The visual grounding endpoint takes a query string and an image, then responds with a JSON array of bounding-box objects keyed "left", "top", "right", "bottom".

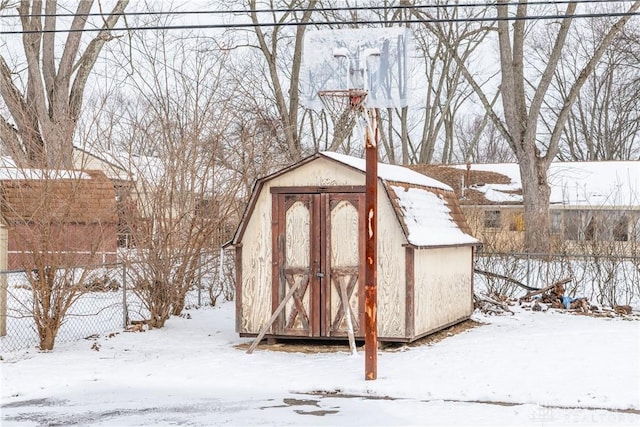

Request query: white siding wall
[
  {"left": 376, "top": 191, "right": 407, "bottom": 339},
  {"left": 238, "top": 186, "right": 272, "bottom": 333},
  {"left": 414, "top": 246, "right": 473, "bottom": 335},
  {"left": 72, "top": 151, "right": 130, "bottom": 181}
]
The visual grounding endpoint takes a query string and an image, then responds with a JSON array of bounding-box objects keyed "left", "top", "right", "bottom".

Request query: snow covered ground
[{"left": 1, "top": 302, "right": 639, "bottom": 426}]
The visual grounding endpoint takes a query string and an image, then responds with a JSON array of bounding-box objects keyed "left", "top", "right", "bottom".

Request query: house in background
[
  {"left": 72, "top": 147, "right": 138, "bottom": 247},
  {"left": 73, "top": 147, "right": 237, "bottom": 249},
  {"left": 231, "top": 152, "right": 479, "bottom": 344},
  {"left": 73, "top": 146, "right": 132, "bottom": 188},
  {"left": 0, "top": 160, "right": 118, "bottom": 270},
  {"left": 412, "top": 161, "right": 640, "bottom": 254},
  {"left": 73, "top": 147, "right": 183, "bottom": 249}
]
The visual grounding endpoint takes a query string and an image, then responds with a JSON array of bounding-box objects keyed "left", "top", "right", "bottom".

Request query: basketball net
[{"left": 317, "top": 89, "right": 376, "bottom": 147}]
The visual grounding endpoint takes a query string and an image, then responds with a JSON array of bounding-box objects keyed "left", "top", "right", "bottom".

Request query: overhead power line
[
  {"left": 1, "top": 10, "right": 639, "bottom": 35},
  {"left": 0, "top": 0, "right": 637, "bottom": 19}
]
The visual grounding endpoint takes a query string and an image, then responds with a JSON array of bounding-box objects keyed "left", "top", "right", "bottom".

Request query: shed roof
[
  {"left": 233, "top": 152, "right": 478, "bottom": 248},
  {"left": 322, "top": 152, "right": 453, "bottom": 191},
  {"left": 412, "top": 161, "right": 640, "bottom": 208}
]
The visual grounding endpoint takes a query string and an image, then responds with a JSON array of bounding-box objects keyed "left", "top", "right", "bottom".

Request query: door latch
[{"left": 316, "top": 272, "right": 325, "bottom": 278}]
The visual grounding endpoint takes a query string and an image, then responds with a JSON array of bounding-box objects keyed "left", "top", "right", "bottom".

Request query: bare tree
[
  {"left": 409, "top": 1, "right": 494, "bottom": 165},
  {"left": 414, "top": 0, "right": 640, "bottom": 252},
  {"left": 552, "top": 20, "right": 640, "bottom": 161},
  {"left": 455, "top": 114, "right": 515, "bottom": 163},
  {"left": 1, "top": 168, "right": 117, "bottom": 350},
  {"left": 493, "top": 0, "right": 639, "bottom": 252},
  {"left": 105, "top": 25, "right": 245, "bottom": 328},
  {"left": 238, "top": 0, "right": 318, "bottom": 162},
  {"left": 223, "top": 48, "right": 303, "bottom": 173},
  {"left": 0, "top": 0, "right": 128, "bottom": 168}
]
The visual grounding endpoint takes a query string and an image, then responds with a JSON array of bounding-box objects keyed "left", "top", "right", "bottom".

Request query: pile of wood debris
[
  {"left": 474, "top": 270, "right": 636, "bottom": 318},
  {"left": 473, "top": 293, "right": 514, "bottom": 316}
]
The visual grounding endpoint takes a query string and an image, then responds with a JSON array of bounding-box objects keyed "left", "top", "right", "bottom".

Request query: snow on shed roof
[
  {"left": 451, "top": 161, "right": 640, "bottom": 207},
  {"left": 320, "top": 152, "right": 478, "bottom": 247},
  {"left": 232, "top": 152, "right": 479, "bottom": 248},
  {"left": 321, "top": 151, "right": 452, "bottom": 191},
  {"left": 388, "top": 184, "right": 480, "bottom": 247}
]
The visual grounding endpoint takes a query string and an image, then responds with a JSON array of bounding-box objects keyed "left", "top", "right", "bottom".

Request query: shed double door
[{"left": 272, "top": 188, "right": 365, "bottom": 338}]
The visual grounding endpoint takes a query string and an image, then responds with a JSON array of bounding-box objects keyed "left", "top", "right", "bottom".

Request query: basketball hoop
[
  {"left": 317, "top": 89, "right": 368, "bottom": 142},
  {"left": 303, "top": 28, "right": 412, "bottom": 382},
  {"left": 318, "top": 89, "right": 367, "bottom": 118}
]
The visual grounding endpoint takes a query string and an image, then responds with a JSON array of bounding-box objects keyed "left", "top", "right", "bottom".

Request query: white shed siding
[
  {"left": 329, "top": 200, "right": 360, "bottom": 327},
  {"left": 283, "top": 201, "right": 311, "bottom": 329},
  {"left": 377, "top": 189, "right": 407, "bottom": 338},
  {"left": 269, "top": 158, "right": 364, "bottom": 187},
  {"left": 239, "top": 186, "right": 273, "bottom": 333},
  {"left": 413, "top": 246, "right": 473, "bottom": 335}
]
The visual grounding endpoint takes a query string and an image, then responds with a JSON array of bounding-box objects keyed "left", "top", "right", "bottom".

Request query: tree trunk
[
  {"left": 518, "top": 156, "right": 552, "bottom": 253},
  {"left": 171, "top": 285, "right": 189, "bottom": 316},
  {"left": 39, "top": 327, "right": 57, "bottom": 351},
  {"left": 36, "top": 317, "right": 61, "bottom": 351},
  {"left": 148, "top": 314, "right": 168, "bottom": 329},
  {"left": 0, "top": 0, "right": 129, "bottom": 168}
]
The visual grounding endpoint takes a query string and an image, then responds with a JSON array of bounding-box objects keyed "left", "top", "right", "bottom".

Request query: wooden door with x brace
[{"left": 271, "top": 187, "right": 365, "bottom": 338}]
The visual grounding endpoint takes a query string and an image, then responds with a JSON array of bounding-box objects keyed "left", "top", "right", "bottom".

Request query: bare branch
[
  {"left": 69, "top": 0, "right": 129, "bottom": 120},
  {"left": 545, "top": 0, "right": 640, "bottom": 163}
]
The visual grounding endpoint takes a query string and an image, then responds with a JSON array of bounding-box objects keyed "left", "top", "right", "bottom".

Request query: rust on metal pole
[{"left": 364, "top": 108, "right": 378, "bottom": 381}]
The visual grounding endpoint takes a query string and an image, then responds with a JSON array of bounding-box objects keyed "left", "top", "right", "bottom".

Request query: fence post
[
  {"left": 0, "top": 223, "right": 7, "bottom": 337},
  {"left": 546, "top": 255, "right": 550, "bottom": 285},
  {"left": 197, "top": 251, "right": 203, "bottom": 307},
  {"left": 0, "top": 271, "right": 6, "bottom": 337},
  {"left": 218, "top": 247, "right": 225, "bottom": 300},
  {"left": 122, "top": 263, "right": 128, "bottom": 328}
]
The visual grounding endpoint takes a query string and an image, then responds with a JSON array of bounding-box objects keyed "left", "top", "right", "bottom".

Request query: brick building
[{"left": 0, "top": 166, "right": 117, "bottom": 270}]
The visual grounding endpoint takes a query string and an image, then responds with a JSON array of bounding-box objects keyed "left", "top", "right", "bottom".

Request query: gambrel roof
[{"left": 233, "top": 152, "right": 479, "bottom": 248}]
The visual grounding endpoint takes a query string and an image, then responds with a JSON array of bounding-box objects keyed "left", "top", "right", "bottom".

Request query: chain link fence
[
  {"left": 475, "top": 251, "right": 640, "bottom": 307},
  {"left": 5, "top": 248, "right": 638, "bottom": 352},
  {"left": 0, "top": 250, "right": 235, "bottom": 352}
]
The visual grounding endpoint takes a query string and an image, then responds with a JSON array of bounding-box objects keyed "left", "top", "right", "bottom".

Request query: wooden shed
[{"left": 231, "top": 152, "right": 480, "bottom": 343}]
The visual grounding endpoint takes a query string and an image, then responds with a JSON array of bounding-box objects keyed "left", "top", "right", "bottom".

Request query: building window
[
  {"left": 551, "top": 211, "right": 562, "bottom": 235},
  {"left": 584, "top": 215, "right": 597, "bottom": 241},
  {"left": 563, "top": 211, "right": 578, "bottom": 240},
  {"left": 632, "top": 217, "right": 640, "bottom": 242},
  {"left": 564, "top": 210, "right": 588, "bottom": 241},
  {"left": 613, "top": 214, "right": 629, "bottom": 242},
  {"left": 509, "top": 212, "right": 525, "bottom": 231},
  {"left": 484, "top": 210, "right": 501, "bottom": 229},
  {"left": 563, "top": 210, "right": 633, "bottom": 242}
]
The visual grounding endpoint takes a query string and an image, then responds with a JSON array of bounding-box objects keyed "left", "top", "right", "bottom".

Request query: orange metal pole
[{"left": 364, "top": 108, "right": 378, "bottom": 381}]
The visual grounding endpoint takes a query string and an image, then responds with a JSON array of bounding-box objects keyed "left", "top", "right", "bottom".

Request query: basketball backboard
[{"left": 301, "top": 27, "right": 412, "bottom": 110}]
